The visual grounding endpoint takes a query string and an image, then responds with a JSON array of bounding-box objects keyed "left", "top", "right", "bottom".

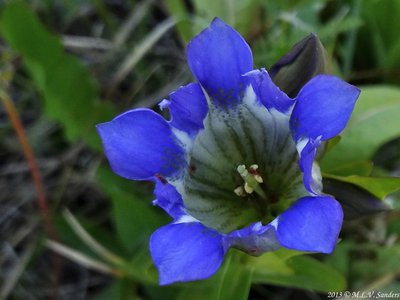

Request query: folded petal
[
  {"left": 187, "top": 17, "right": 253, "bottom": 107},
  {"left": 246, "top": 68, "right": 294, "bottom": 113},
  {"left": 276, "top": 196, "right": 343, "bottom": 254},
  {"left": 150, "top": 222, "right": 225, "bottom": 285},
  {"left": 97, "top": 109, "right": 186, "bottom": 180},
  {"left": 297, "top": 138, "right": 323, "bottom": 194},
  {"left": 224, "top": 222, "right": 281, "bottom": 256},
  {"left": 153, "top": 179, "right": 185, "bottom": 220},
  {"left": 290, "top": 75, "right": 360, "bottom": 142},
  {"left": 160, "top": 83, "right": 208, "bottom": 136}
]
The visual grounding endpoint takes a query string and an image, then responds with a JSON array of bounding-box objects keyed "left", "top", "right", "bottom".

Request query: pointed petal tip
[
  {"left": 186, "top": 17, "right": 253, "bottom": 107},
  {"left": 210, "top": 16, "right": 226, "bottom": 26}
]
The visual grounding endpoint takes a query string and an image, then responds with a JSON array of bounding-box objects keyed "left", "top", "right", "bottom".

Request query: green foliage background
[{"left": 0, "top": 0, "right": 400, "bottom": 299}]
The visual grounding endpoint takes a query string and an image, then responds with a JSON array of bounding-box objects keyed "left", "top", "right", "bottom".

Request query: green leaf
[
  {"left": 251, "top": 253, "right": 346, "bottom": 292},
  {"left": 92, "top": 279, "right": 138, "bottom": 300},
  {"left": 0, "top": 3, "right": 116, "bottom": 150},
  {"left": 177, "top": 251, "right": 253, "bottom": 300},
  {"left": 216, "top": 252, "right": 253, "bottom": 300},
  {"left": 164, "top": 0, "right": 193, "bottom": 43},
  {"left": 357, "top": 0, "right": 400, "bottom": 69},
  {"left": 142, "top": 284, "right": 180, "bottom": 300},
  {"left": 247, "top": 251, "right": 295, "bottom": 277},
  {"left": 348, "top": 244, "right": 400, "bottom": 288},
  {"left": 126, "top": 247, "right": 159, "bottom": 284},
  {"left": 96, "top": 165, "right": 168, "bottom": 253},
  {"left": 193, "top": 0, "right": 261, "bottom": 34},
  {"left": 323, "top": 161, "right": 373, "bottom": 177},
  {"left": 324, "top": 174, "right": 400, "bottom": 200},
  {"left": 166, "top": 0, "right": 262, "bottom": 44},
  {"left": 322, "top": 86, "right": 400, "bottom": 173},
  {"left": 324, "top": 241, "right": 353, "bottom": 278}
]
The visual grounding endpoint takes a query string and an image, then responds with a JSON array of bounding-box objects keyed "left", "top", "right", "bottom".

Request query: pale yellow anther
[
  {"left": 237, "top": 165, "right": 248, "bottom": 177},
  {"left": 244, "top": 183, "right": 254, "bottom": 194},
  {"left": 250, "top": 164, "right": 259, "bottom": 170},
  {"left": 234, "top": 186, "right": 245, "bottom": 197},
  {"left": 255, "top": 175, "right": 263, "bottom": 183}
]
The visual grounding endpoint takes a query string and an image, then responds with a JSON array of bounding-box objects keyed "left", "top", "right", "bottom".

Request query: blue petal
[
  {"left": 153, "top": 179, "right": 185, "bottom": 219},
  {"left": 97, "top": 109, "right": 186, "bottom": 180},
  {"left": 187, "top": 17, "right": 253, "bottom": 107},
  {"left": 150, "top": 222, "right": 225, "bottom": 285},
  {"left": 160, "top": 83, "right": 208, "bottom": 136},
  {"left": 297, "top": 138, "right": 322, "bottom": 194},
  {"left": 224, "top": 222, "right": 280, "bottom": 256},
  {"left": 290, "top": 75, "right": 360, "bottom": 142},
  {"left": 276, "top": 196, "right": 343, "bottom": 254},
  {"left": 246, "top": 68, "right": 294, "bottom": 113}
]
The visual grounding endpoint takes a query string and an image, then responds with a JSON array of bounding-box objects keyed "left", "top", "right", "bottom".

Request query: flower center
[
  {"left": 235, "top": 164, "right": 265, "bottom": 197},
  {"left": 178, "top": 88, "right": 310, "bottom": 233}
]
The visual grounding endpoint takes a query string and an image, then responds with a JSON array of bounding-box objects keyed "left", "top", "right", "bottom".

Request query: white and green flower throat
[{"left": 174, "top": 87, "right": 312, "bottom": 233}]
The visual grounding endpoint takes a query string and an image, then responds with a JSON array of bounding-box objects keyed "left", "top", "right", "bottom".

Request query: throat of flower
[{"left": 181, "top": 97, "right": 309, "bottom": 233}]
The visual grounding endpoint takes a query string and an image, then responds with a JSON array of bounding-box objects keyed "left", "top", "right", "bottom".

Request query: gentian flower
[{"left": 97, "top": 18, "right": 360, "bottom": 285}]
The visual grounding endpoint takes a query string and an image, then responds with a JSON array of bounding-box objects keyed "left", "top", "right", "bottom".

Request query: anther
[
  {"left": 234, "top": 186, "right": 246, "bottom": 197},
  {"left": 244, "top": 183, "right": 254, "bottom": 194}
]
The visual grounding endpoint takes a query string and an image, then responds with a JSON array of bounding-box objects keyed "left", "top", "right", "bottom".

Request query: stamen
[
  {"left": 255, "top": 175, "right": 263, "bottom": 183},
  {"left": 234, "top": 186, "right": 246, "bottom": 197},
  {"left": 244, "top": 183, "right": 254, "bottom": 194},
  {"left": 237, "top": 165, "right": 248, "bottom": 177},
  {"left": 235, "top": 164, "right": 267, "bottom": 199}
]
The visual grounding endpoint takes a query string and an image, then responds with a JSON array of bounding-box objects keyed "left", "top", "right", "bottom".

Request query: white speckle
[
  {"left": 252, "top": 222, "right": 263, "bottom": 231},
  {"left": 311, "top": 161, "right": 323, "bottom": 194},
  {"left": 176, "top": 214, "right": 199, "bottom": 224},
  {"left": 296, "top": 137, "right": 309, "bottom": 154},
  {"left": 172, "top": 127, "right": 193, "bottom": 152},
  {"left": 270, "top": 218, "right": 278, "bottom": 229},
  {"left": 242, "top": 85, "right": 258, "bottom": 106},
  {"left": 159, "top": 99, "right": 170, "bottom": 110}
]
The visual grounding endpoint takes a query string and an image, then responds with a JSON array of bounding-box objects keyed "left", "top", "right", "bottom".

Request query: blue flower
[{"left": 97, "top": 18, "right": 360, "bottom": 285}]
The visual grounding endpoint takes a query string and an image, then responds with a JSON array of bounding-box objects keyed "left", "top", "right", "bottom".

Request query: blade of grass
[
  {"left": 109, "top": 17, "right": 176, "bottom": 91},
  {"left": 45, "top": 240, "right": 121, "bottom": 276},
  {"left": 0, "top": 242, "right": 36, "bottom": 299},
  {"left": 62, "top": 209, "right": 124, "bottom": 266},
  {"left": 113, "top": 0, "right": 156, "bottom": 48},
  {"left": 342, "top": 0, "right": 362, "bottom": 77},
  {"left": 62, "top": 35, "right": 113, "bottom": 51}
]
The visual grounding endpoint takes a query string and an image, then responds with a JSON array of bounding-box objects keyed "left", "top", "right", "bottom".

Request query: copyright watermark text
[{"left": 327, "top": 291, "right": 400, "bottom": 299}]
